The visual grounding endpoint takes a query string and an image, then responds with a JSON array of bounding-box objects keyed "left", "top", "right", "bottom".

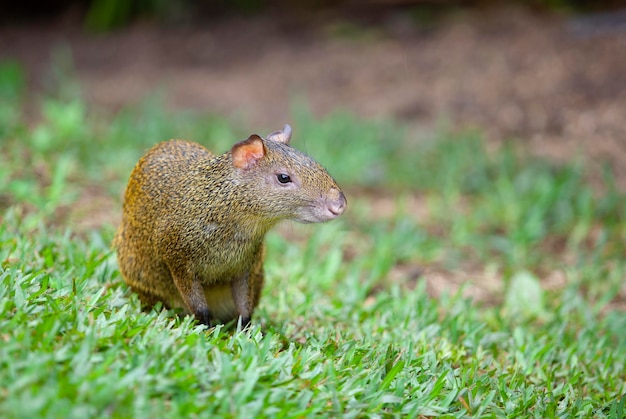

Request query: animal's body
[{"left": 114, "top": 125, "right": 346, "bottom": 326}]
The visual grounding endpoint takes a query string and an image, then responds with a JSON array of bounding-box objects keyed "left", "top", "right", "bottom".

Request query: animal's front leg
[
  {"left": 170, "top": 267, "right": 212, "bottom": 326},
  {"left": 231, "top": 272, "right": 253, "bottom": 328}
]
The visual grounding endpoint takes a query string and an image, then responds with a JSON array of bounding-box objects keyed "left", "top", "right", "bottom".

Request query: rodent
[{"left": 114, "top": 124, "right": 346, "bottom": 327}]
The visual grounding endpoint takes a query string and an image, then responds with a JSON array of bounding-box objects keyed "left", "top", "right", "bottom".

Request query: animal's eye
[{"left": 277, "top": 173, "right": 292, "bottom": 184}]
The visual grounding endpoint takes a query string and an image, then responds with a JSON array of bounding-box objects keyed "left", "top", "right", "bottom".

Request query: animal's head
[{"left": 230, "top": 124, "right": 346, "bottom": 223}]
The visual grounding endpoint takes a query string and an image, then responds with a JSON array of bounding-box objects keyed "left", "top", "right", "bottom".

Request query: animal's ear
[
  {"left": 266, "top": 124, "right": 292, "bottom": 145},
  {"left": 232, "top": 134, "right": 266, "bottom": 169}
]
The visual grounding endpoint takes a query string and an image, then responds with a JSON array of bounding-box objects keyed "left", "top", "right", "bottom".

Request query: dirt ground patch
[{"left": 2, "top": 6, "right": 626, "bottom": 188}]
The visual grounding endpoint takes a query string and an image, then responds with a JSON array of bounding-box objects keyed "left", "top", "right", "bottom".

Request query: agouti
[{"left": 114, "top": 124, "right": 346, "bottom": 327}]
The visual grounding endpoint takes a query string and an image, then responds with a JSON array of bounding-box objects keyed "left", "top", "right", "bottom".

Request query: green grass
[{"left": 1, "top": 60, "right": 625, "bottom": 418}]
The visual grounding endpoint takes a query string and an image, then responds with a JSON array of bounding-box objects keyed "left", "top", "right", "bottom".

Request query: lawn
[{"left": 1, "top": 60, "right": 625, "bottom": 418}]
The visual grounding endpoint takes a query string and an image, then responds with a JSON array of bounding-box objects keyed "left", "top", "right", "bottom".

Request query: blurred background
[
  {"left": 2, "top": 0, "right": 626, "bottom": 188},
  {"left": 1, "top": 0, "right": 625, "bottom": 308}
]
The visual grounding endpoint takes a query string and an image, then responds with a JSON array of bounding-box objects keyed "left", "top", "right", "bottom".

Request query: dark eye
[{"left": 277, "top": 173, "right": 292, "bottom": 184}]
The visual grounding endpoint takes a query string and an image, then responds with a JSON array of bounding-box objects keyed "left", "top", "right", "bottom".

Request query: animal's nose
[{"left": 328, "top": 191, "right": 347, "bottom": 216}]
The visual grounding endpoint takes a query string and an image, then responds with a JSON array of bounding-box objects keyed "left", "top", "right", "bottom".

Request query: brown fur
[{"left": 114, "top": 126, "right": 346, "bottom": 326}]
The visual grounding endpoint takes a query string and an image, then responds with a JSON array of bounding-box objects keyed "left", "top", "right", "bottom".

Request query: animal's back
[{"left": 115, "top": 140, "right": 215, "bottom": 310}]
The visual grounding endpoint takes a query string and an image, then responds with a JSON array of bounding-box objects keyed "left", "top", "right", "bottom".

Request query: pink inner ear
[{"left": 232, "top": 135, "right": 265, "bottom": 169}]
